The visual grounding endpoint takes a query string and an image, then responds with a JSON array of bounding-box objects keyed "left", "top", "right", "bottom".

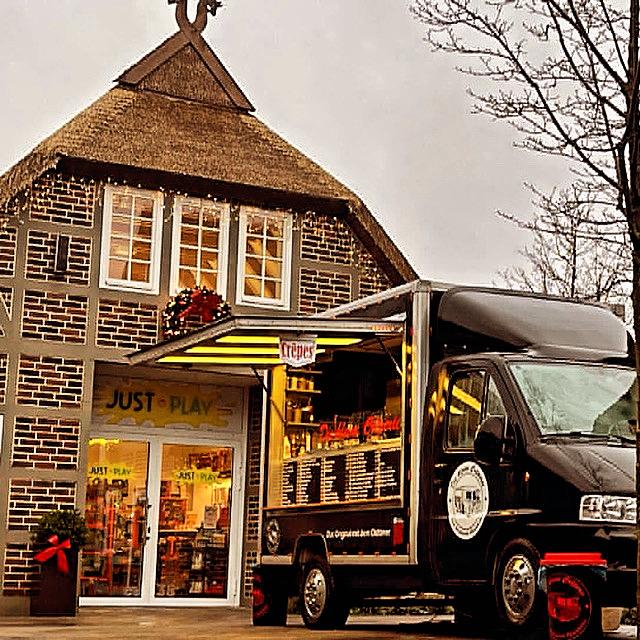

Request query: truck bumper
[{"left": 600, "top": 527, "right": 636, "bottom": 607}]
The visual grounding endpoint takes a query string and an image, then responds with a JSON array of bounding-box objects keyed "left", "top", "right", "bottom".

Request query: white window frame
[
  {"left": 235, "top": 206, "right": 292, "bottom": 309},
  {"left": 99, "top": 186, "right": 164, "bottom": 294},
  {"left": 170, "top": 196, "right": 231, "bottom": 296}
]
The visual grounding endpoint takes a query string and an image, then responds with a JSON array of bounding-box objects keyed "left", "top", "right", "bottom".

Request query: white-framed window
[
  {"left": 99, "top": 186, "right": 163, "bottom": 293},
  {"left": 170, "top": 196, "right": 230, "bottom": 294},
  {"left": 236, "top": 206, "right": 292, "bottom": 308}
]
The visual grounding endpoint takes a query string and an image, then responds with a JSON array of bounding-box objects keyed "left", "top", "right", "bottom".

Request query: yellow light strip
[
  {"left": 317, "top": 337, "right": 362, "bottom": 346},
  {"left": 452, "top": 385, "right": 481, "bottom": 413},
  {"left": 158, "top": 356, "right": 284, "bottom": 365},
  {"left": 186, "top": 346, "right": 281, "bottom": 355},
  {"left": 216, "top": 336, "right": 278, "bottom": 344},
  {"left": 185, "top": 346, "right": 326, "bottom": 355},
  {"left": 214, "top": 335, "right": 362, "bottom": 346}
]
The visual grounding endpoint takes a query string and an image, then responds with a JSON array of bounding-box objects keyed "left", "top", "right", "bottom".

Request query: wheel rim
[
  {"left": 501, "top": 553, "right": 536, "bottom": 623},
  {"left": 303, "top": 567, "right": 327, "bottom": 621}
]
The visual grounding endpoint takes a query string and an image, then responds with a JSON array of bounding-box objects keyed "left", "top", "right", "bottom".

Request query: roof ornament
[{"left": 168, "top": 0, "right": 223, "bottom": 33}]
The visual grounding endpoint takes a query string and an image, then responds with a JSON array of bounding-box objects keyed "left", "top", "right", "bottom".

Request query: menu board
[
  {"left": 346, "top": 450, "right": 376, "bottom": 501},
  {"left": 281, "top": 444, "right": 401, "bottom": 507},
  {"left": 321, "top": 455, "right": 346, "bottom": 503},
  {"left": 282, "top": 460, "right": 297, "bottom": 506},
  {"left": 378, "top": 448, "right": 401, "bottom": 497},
  {"left": 297, "top": 458, "right": 321, "bottom": 505}
]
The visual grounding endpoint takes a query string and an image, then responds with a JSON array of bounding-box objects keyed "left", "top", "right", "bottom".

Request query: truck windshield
[{"left": 509, "top": 362, "right": 637, "bottom": 438}]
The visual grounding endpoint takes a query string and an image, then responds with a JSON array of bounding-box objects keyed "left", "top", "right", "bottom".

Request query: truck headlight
[{"left": 579, "top": 495, "right": 636, "bottom": 523}]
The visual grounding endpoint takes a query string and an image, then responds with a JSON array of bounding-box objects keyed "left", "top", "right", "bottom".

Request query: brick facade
[
  {"left": 21, "top": 291, "right": 88, "bottom": 343},
  {"left": 0, "top": 166, "right": 400, "bottom": 607},
  {"left": 2, "top": 544, "right": 38, "bottom": 597},
  {"left": 298, "top": 213, "right": 389, "bottom": 312},
  {"left": 25, "top": 230, "right": 91, "bottom": 285},
  {"left": 0, "top": 227, "right": 17, "bottom": 277},
  {"left": 358, "top": 247, "right": 391, "bottom": 298},
  {"left": 299, "top": 268, "right": 351, "bottom": 314},
  {"left": 12, "top": 417, "right": 81, "bottom": 471},
  {"left": 8, "top": 479, "right": 76, "bottom": 531},
  {"left": 30, "top": 173, "right": 96, "bottom": 228},
  {"left": 16, "top": 355, "right": 84, "bottom": 408},
  {"left": 0, "top": 353, "right": 7, "bottom": 405},
  {"left": 301, "top": 215, "right": 353, "bottom": 265},
  {"left": 96, "top": 299, "right": 159, "bottom": 349},
  {"left": 241, "top": 386, "right": 263, "bottom": 605}
]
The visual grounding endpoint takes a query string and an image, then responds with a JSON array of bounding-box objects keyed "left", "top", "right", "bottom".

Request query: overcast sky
[{"left": 0, "top": 0, "right": 570, "bottom": 285}]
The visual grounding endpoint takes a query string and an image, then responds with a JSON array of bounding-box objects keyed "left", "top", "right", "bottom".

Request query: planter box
[{"left": 30, "top": 549, "right": 79, "bottom": 616}]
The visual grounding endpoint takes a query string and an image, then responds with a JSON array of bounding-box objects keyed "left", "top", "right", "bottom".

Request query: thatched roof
[{"left": 0, "top": 26, "right": 416, "bottom": 284}]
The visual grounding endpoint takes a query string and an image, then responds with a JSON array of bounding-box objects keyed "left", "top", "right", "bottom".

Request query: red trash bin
[{"left": 539, "top": 552, "right": 607, "bottom": 640}]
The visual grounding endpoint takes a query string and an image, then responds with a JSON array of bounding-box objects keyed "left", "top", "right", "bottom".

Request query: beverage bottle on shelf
[{"left": 301, "top": 401, "right": 313, "bottom": 423}]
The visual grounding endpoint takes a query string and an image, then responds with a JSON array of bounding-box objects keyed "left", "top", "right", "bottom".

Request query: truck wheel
[
  {"left": 300, "top": 558, "right": 348, "bottom": 629},
  {"left": 494, "top": 538, "right": 543, "bottom": 633},
  {"left": 252, "top": 568, "right": 288, "bottom": 626}
]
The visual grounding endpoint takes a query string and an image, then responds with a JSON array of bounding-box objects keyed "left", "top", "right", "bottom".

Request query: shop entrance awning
[{"left": 128, "top": 315, "right": 405, "bottom": 368}]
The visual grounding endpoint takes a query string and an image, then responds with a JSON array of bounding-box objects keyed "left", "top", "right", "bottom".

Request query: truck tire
[
  {"left": 494, "top": 538, "right": 544, "bottom": 635},
  {"left": 300, "top": 557, "right": 349, "bottom": 629},
  {"left": 252, "top": 567, "right": 288, "bottom": 626}
]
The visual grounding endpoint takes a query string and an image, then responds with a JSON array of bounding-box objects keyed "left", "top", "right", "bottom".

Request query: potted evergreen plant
[{"left": 30, "top": 508, "right": 88, "bottom": 616}]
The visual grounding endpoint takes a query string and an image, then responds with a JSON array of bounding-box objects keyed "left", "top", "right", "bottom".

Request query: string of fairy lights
[{"left": 0, "top": 170, "right": 390, "bottom": 293}]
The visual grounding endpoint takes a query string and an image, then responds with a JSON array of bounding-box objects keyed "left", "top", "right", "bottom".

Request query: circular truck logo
[{"left": 447, "top": 461, "right": 489, "bottom": 540}]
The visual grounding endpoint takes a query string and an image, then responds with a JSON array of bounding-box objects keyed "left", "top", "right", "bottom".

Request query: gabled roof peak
[{"left": 117, "top": 25, "right": 254, "bottom": 112}]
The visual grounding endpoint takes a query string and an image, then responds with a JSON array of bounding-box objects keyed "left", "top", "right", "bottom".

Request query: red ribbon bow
[
  {"left": 178, "top": 289, "right": 223, "bottom": 323},
  {"left": 34, "top": 535, "right": 71, "bottom": 574}
]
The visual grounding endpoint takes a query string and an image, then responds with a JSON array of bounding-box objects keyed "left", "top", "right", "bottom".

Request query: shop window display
[
  {"left": 155, "top": 444, "right": 233, "bottom": 598},
  {"left": 267, "top": 343, "right": 404, "bottom": 508},
  {"left": 81, "top": 439, "right": 150, "bottom": 597}
]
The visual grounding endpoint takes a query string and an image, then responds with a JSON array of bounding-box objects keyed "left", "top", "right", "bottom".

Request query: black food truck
[{"left": 129, "top": 280, "right": 637, "bottom": 636}]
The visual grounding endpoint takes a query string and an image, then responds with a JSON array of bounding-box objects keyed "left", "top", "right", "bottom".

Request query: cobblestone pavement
[{"left": 0, "top": 609, "right": 635, "bottom": 640}]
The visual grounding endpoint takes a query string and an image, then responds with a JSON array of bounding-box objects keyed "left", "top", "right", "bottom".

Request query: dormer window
[
  {"left": 236, "top": 206, "right": 292, "bottom": 309},
  {"left": 171, "top": 196, "right": 230, "bottom": 294},
  {"left": 99, "top": 186, "right": 163, "bottom": 293}
]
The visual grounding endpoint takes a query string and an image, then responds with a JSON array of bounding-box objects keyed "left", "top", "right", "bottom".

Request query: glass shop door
[
  {"left": 154, "top": 443, "right": 234, "bottom": 600},
  {"left": 81, "top": 435, "right": 242, "bottom": 606},
  {"left": 80, "top": 438, "right": 150, "bottom": 599}
]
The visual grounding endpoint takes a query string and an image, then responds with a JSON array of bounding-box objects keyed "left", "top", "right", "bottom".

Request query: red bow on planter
[{"left": 34, "top": 535, "right": 71, "bottom": 574}]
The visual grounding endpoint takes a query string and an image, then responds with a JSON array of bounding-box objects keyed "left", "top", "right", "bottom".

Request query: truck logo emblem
[{"left": 447, "top": 461, "right": 489, "bottom": 540}]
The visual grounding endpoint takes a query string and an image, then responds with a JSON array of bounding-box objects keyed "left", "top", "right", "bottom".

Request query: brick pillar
[{"left": 240, "top": 386, "right": 263, "bottom": 605}]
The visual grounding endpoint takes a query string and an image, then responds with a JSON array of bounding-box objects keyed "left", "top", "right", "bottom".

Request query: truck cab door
[{"left": 428, "top": 361, "right": 521, "bottom": 584}]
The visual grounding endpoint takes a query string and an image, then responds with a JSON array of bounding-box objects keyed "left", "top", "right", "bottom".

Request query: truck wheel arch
[
  {"left": 293, "top": 534, "right": 329, "bottom": 569},
  {"left": 487, "top": 526, "right": 536, "bottom": 584}
]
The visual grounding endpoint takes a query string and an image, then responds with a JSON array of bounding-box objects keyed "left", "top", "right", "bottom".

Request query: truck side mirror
[{"left": 474, "top": 415, "right": 506, "bottom": 465}]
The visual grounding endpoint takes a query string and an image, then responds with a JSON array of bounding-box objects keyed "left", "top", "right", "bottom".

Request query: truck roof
[{"left": 318, "top": 280, "right": 632, "bottom": 363}]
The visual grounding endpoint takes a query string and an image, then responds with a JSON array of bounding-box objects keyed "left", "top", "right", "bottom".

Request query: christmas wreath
[{"left": 162, "top": 286, "right": 231, "bottom": 338}]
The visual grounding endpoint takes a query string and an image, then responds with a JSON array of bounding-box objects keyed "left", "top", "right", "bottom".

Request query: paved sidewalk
[{"left": 0, "top": 608, "right": 635, "bottom": 640}]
